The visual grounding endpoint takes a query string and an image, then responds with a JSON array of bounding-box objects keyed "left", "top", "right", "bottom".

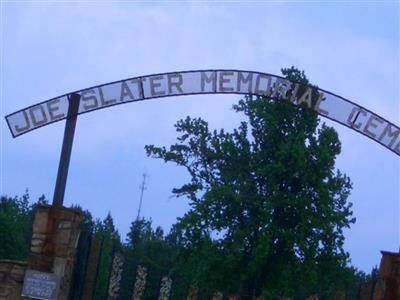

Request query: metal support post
[{"left": 52, "top": 93, "right": 81, "bottom": 206}]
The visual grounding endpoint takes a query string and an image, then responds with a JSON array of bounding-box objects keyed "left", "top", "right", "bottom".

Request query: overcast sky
[{"left": 1, "top": 0, "right": 399, "bottom": 273}]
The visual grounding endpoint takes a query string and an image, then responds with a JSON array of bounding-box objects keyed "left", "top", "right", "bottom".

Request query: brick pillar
[
  {"left": 27, "top": 204, "right": 83, "bottom": 300},
  {"left": 373, "top": 251, "right": 400, "bottom": 300},
  {"left": 0, "top": 260, "right": 27, "bottom": 300}
]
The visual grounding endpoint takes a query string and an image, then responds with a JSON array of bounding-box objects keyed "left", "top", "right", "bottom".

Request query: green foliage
[
  {"left": 69, "top": 204, "right": 94, "bottom": 300},
  {"left": 0, "top": 190, "right": 48, "bottom": 261},
  {"left": 145, "top": 67, "right": 356, "bottom": 298},
  {"left": 0, "top": 192, "right": 30, "bottom": 260},
  {"left": 93, "top": 213, "right": 121, "bottom": 300},
  {"left": 119, "top": 218, "right": 177, "bottom": 300},
  {"left": 70, "top": 204, "right": 95, "bottom": 232},
  {"left": 0, "top": 66, "right": 372, "bottom": 298}
]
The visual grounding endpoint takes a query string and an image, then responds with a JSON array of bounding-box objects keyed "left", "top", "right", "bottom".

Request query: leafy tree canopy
[
  {"left": 119, "top": 217, "right": 176, "bottom": 300},
  {"left": 93, "top": 212, "right": 121, "bottom": 300},
  {"left": 146, "top": 67, "right": 355, "bottom": 299},
  {"left": 0, "top": 190, "right": 48, "bottom": 261}
]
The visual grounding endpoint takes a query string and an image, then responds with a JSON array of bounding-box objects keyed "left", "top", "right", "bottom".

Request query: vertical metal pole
[{"left": 52, "top": 93, "right": 81, "bottom": 206}]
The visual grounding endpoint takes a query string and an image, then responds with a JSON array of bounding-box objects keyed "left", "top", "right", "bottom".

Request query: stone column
[
  {"left": 373, "top": 251, "right": 400, "bottom": 300},
  {"left": 131, "top": 265, "right": 147, "bottom": 300},
  {"left": 158, "top": 276, "right": 172, "bottom": 300},
  {"left": 27, "top": 204, "right": 83, "bottom": 300},
  {"left": 0, "top": 260, "right": 27, "bottom": 300},
  {"left": 107, "top": 252, "right": 124, "bottom": 300}
]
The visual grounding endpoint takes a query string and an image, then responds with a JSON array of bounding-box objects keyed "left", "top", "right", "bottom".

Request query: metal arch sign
[{"left": 5, "top": 69, "right": 400, "bottom": 156}]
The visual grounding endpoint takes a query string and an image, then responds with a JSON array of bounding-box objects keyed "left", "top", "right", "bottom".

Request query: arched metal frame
[{"left": 5, "top": 69, "right": 400, "bottom": 156}]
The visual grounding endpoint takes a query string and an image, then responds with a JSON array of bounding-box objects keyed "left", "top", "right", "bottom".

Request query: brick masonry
[
  {"left": 0, "top": 204, "right": 82, "bottom": 300},
  {"left": 27, "top": 205, "right": 83, "bottom": 300},
  {"left": 0, "top": 260, "right": 27, "bottom": 300},
  {"left": 374, "top": 251, "right": 400, "bottom": 300}
]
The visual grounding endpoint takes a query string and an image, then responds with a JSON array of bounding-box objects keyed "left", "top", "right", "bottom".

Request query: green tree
[
  {"left": 0, "top": 191, "right": 31, "bottom": 260},
  {"left": 69, "top": 205, "right": 95, "bottom": 300},
  {"left": 119, "top": 218, "right": 152, "bottom": 300},
  {"left": 119, "top": 218, "right": 177, "bottom": 300},
  {"left": 93, "top": 213, "right": 121, "bottom": 300},
  {"left": 146, "top": 68, "right": 355, "bottom": 299},
  {"left": 0, "top": 191, "right": 48, "bottom": 261}
]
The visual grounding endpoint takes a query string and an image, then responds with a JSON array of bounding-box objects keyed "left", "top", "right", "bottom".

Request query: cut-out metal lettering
[{"left": 5, "top": 70, "right": 399, "bottom": 156}]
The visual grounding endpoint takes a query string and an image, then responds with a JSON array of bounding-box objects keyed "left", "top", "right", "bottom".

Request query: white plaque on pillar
[{"left": 21, "top": 270, "right": 60, "bottom": 300}]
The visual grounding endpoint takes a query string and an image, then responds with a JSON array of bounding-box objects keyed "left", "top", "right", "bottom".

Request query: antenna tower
[{"left": 136, "top": 173, "right": 147, "bottom": 220}]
